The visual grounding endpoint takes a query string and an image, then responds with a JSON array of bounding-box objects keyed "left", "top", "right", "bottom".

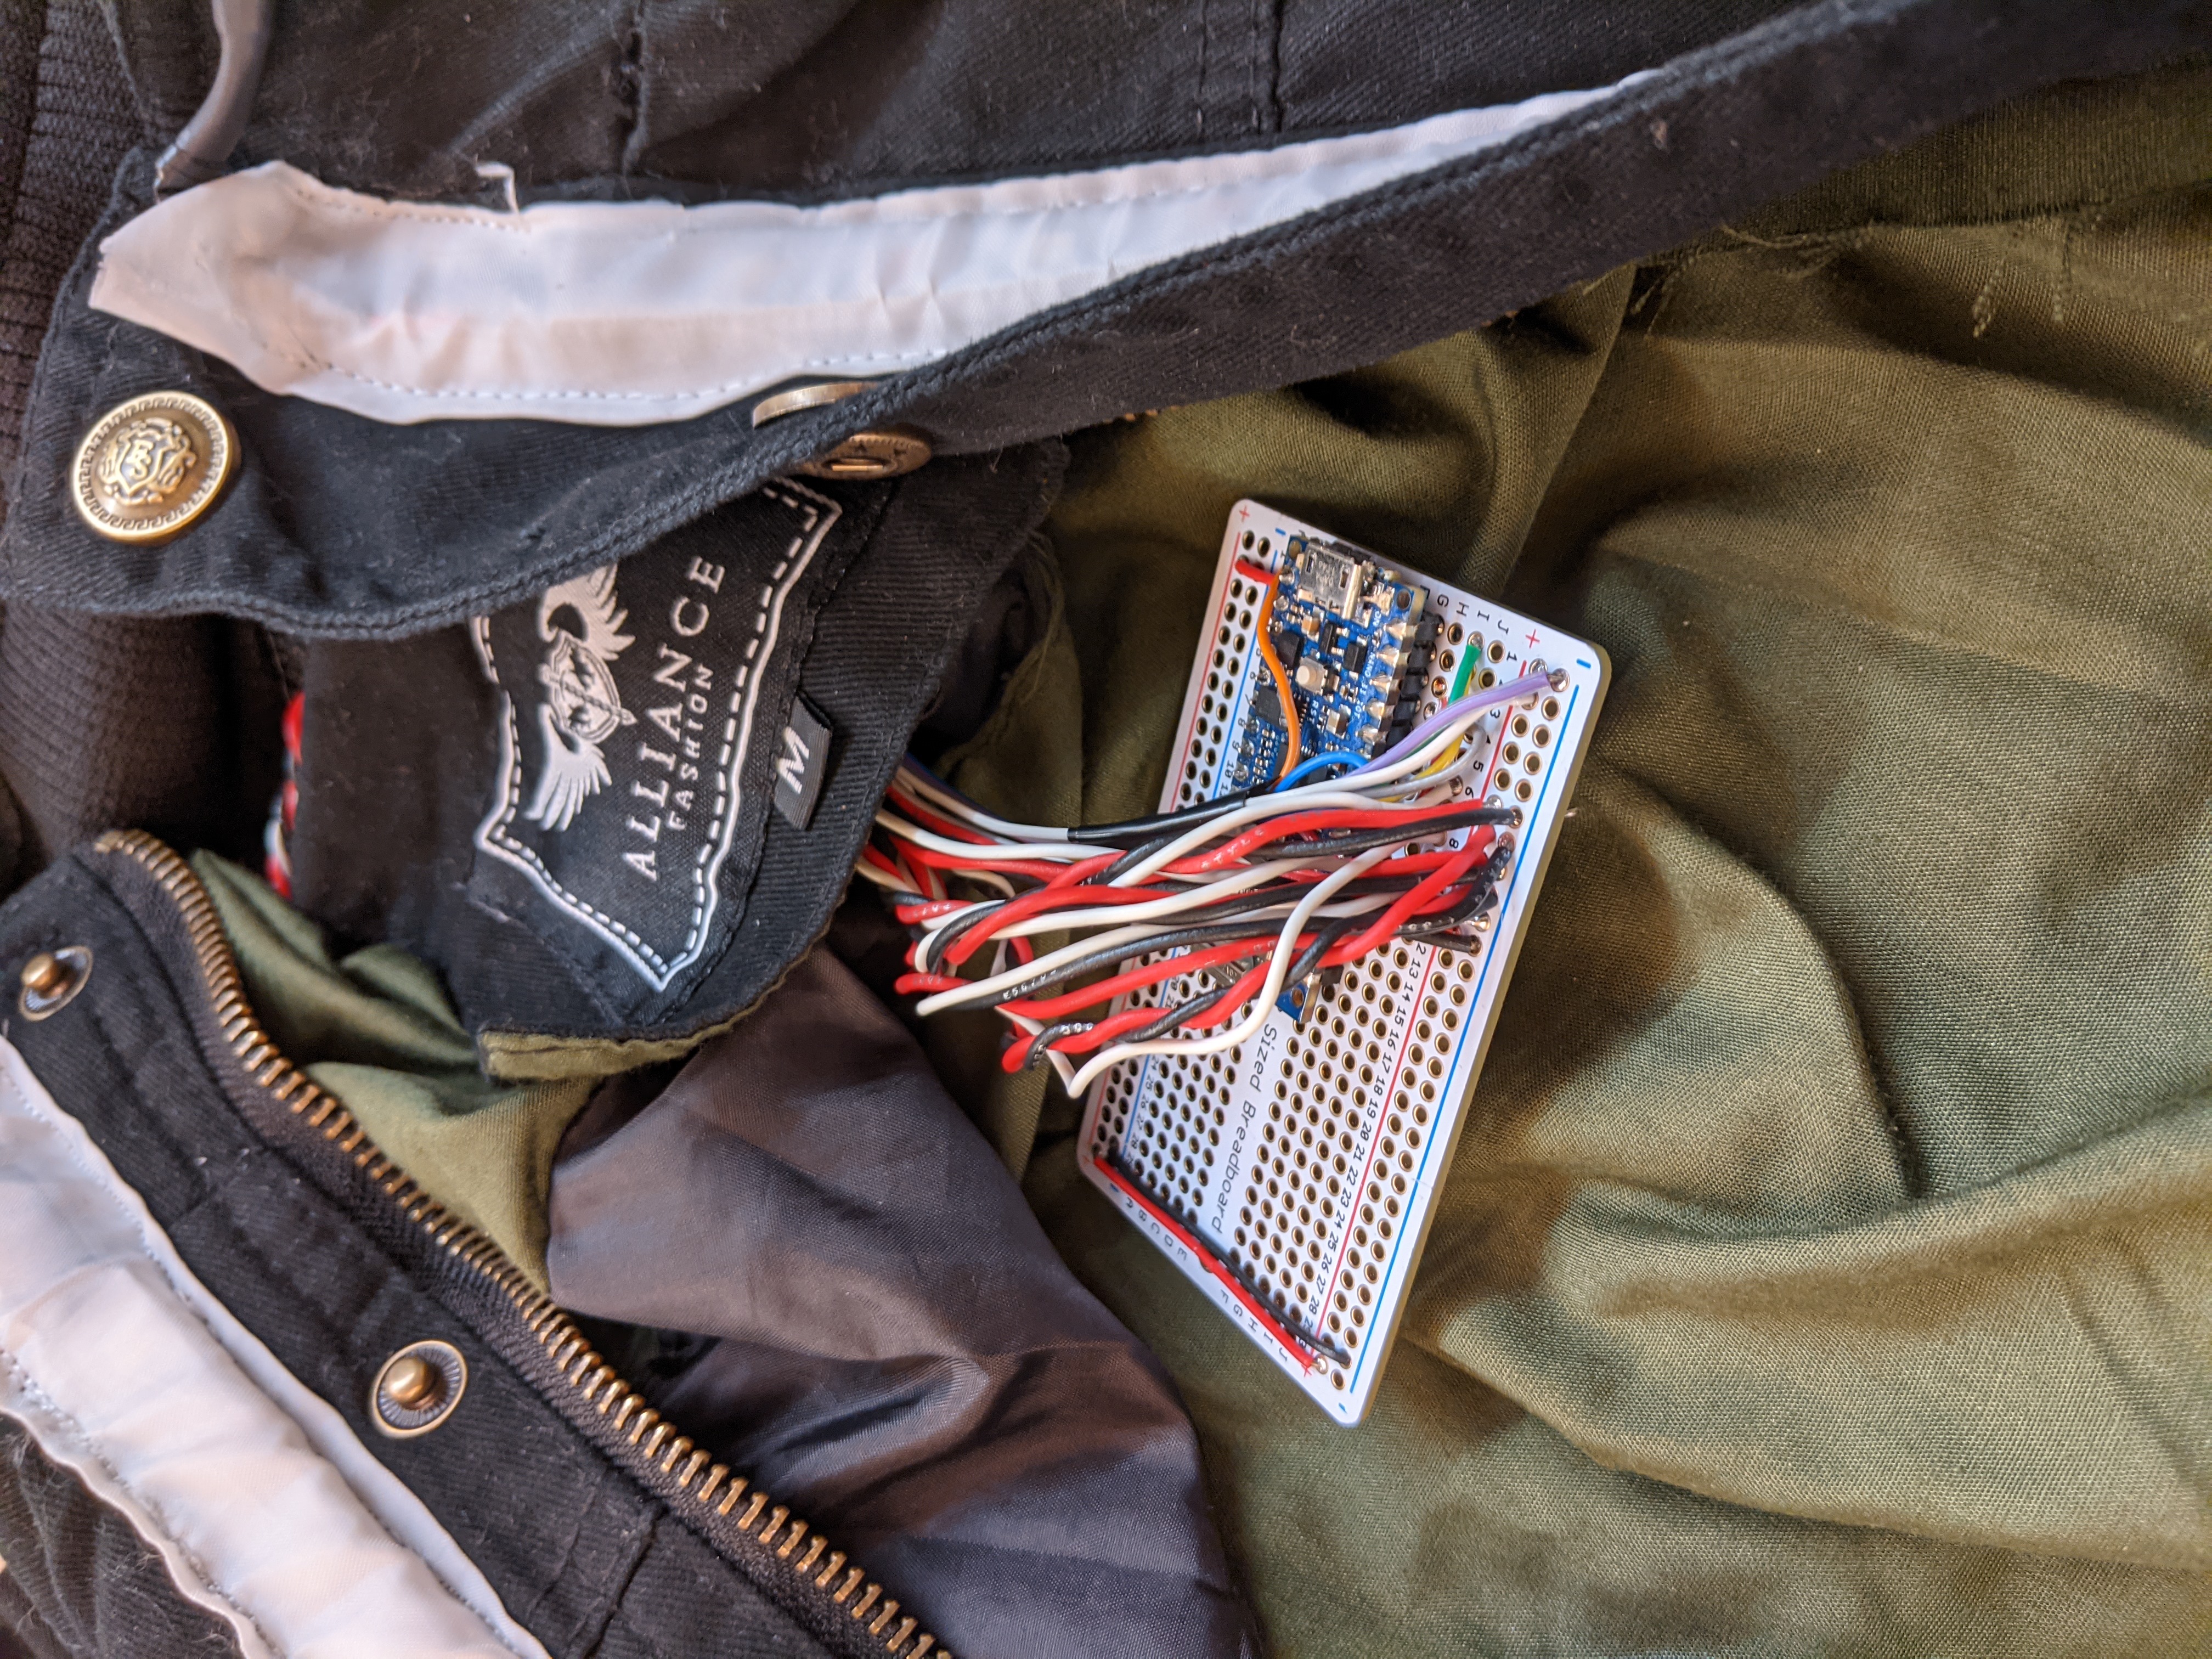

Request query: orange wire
[{"left": 1235, "top": 560, "right": 1302, "bottom": 784}]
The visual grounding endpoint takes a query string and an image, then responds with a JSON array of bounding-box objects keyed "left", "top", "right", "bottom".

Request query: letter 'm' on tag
[{"left": 772, "top": 696, "right": 833, "bottom": 831}]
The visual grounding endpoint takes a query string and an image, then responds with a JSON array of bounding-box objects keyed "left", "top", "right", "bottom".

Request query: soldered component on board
[{"left": 1226, "top": 533, "right": 1437, "bottom": 793}]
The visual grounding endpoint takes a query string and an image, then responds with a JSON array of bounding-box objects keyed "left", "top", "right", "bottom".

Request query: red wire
[
  {"left": 1049, "top": 955, "right": 1278, "bottom": 1057},
  {"left": 894, "top": 971, "right": 967, "bottom": 995},
  {"left": 1039, "top": 1001, "right": 1180, "bottom": 1058},
  {"left": 884, "top": 784, "right": 996, "bottom": 845},
  {"left": 943, "top": 877, "right": 1181, "bottom": 968},
  {"left": 1325, "top": 837, "right": 1491, "bottom": 962},
  {"left": 1000, "top": 938, "right": 1271, "bottom": 1022},
  {"left": 894, "top": 897, "right": 969, "bottom": 922},
  {"left": 1044, "top": 849, "right": 1124, "bottom": 888},
  {"left": 892, "top": 839, "right": 1072, "bottom": 881},
  {"left": 1000, "top": 945, "right": 1286, "bottom": 1073},
  {"left": 1087, "top": 1156, "right": 1321, "bottom": 1372},
  {"left": 1039, "top": 851, "right": 1494, "bottom": 1056},
  {"left": 1184, "top": 958, "right": 1273, "bottom": 1029},
  {"left": 1172, "top": 806, "right": 1463, "bottom": 874}
]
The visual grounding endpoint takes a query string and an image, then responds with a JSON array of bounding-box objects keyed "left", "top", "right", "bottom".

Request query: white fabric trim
[
  {"left": 0, "top": 1036, "right": 548, "bottom": 1659},
  {"left": 87, "top": 80, "right": 1633, "bottom": 426}
]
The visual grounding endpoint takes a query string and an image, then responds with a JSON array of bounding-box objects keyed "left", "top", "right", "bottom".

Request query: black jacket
[{"left": 0, "top": 4, "right": 2203, "bottom": 1657}]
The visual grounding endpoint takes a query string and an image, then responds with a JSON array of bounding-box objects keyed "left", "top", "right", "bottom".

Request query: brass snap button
[
  {"left": 72, "top": 391, "right": 236, "bottom": 544},
  {"left": 793, "top": 428, "right": 932, "bottom": 479},
  {"left": 749, "top": 380, "right": 876, "bottom": 427},
  {"left": 19, "top": 946, "right": 92, "bottom": 1020},
  {"left": 370, "top": 1340, "right": 467, "bottom": 1437},
  {"left": 749, "top": 379, "right": 931, "bottom": 479}
]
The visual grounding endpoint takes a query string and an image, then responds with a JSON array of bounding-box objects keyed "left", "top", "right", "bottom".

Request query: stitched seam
[
  {"left": 1196, "top": 0, "right": 1209, "bottom": 140},
  {"left": 263, "top": 100, "right": 1578, "bottom": 230},
  {"left": 0, "top": 1351, "right": 279, "bottom": 1657},
  {"left": 302, "top": 348, "right": 939, "bottom": 405},
  {"left": 0, "top": 1055, "right": 281, "bottom": 1654},
  {"left": 472, "top": 481, "right": 834, "bottom": 986},
  {"left": 114, "top": 98, "right": 1618, "bottom": 408},
  {"left": 0, "top": 1049, "right": 543, "bottom": 1659}
]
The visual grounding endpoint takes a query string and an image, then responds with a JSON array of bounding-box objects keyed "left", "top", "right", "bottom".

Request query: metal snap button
[
  {"left": 72, "top": 391, "right": 236, "bottom": 544},
  {"left": 793, "top": 428, "right": 933, "bottom": 479},
  {"left": 749, "top": 380, "right": 876, "bottom": 427},
  {"left": 748, "top": 379, "right": 932, "bottom": 479},
  {"left": 370, "top": 1340, "right": 468, "bottom": 1437},
  {"left": 19, "top": 946, "right": 92, "bottom": 1020}
]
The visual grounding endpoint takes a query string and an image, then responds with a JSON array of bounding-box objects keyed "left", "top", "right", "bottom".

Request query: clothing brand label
[{"left": 472, "top": 481, "right": 840, "bottom": 992}]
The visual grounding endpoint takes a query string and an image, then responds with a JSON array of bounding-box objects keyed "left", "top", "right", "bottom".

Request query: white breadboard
[{"left": 1077, "top": 500, "right": 1609, "bottom": 1423}]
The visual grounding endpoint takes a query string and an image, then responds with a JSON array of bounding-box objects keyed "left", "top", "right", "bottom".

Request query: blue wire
[{"left": 1275, "top": 750, "right": 1369, "bottom": 791}]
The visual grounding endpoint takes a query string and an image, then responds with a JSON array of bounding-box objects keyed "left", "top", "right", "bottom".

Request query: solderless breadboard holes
[{"left": 1080, "top": 501, "right": 1607, "bottom": 1423}]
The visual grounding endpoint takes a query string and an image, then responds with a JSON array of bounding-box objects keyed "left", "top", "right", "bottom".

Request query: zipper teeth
[{"left": 95, "top": 830, "right": 944, "bottom": 1659}]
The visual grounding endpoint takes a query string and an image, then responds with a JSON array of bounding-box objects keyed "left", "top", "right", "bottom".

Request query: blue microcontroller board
[
  {"left": 1225, "top": 531, "right": 1438, "bottom": 1020},
  {"left": 1227, "top": 532, "right": 1436, "bottom": 794}
]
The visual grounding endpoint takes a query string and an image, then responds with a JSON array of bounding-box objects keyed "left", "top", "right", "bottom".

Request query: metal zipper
[{"left": 94, "top": 830, "right": 944, "bottom": 1659}]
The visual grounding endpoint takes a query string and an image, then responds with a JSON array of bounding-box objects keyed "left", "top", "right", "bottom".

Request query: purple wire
[{"left": 1352, "top": 670, "right": 1553, "bottom": 777}]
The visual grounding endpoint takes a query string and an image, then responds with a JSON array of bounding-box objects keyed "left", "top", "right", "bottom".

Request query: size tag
[{"left": 772, "top": 697, "right": 833, "bottom": 830}]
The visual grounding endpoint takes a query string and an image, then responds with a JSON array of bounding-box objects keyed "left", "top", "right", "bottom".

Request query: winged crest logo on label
[
  {"left": 471, "top": 482, "right": 842, "bottom": 993},
  {"left": 525, "top": 567, "right": 637, "bottom": 832}
]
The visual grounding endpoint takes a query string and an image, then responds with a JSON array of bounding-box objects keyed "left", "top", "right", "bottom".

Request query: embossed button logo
[{"left": 72, "top": 391, "right": 235, "bottom": 543}]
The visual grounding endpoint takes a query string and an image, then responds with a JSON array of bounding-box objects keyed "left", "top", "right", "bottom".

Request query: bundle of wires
[{"left": 856, "top": 659, "right": 1567, "bottom": 1097}]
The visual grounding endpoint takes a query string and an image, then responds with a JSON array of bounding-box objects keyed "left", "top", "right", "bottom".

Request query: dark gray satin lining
[{"left": 546, "top": 947, "right": 1258, "bottom": 1659}]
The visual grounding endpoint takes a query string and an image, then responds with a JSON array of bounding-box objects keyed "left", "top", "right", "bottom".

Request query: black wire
[
  {"left": 1023, "top": 1017, "right": 1095, "bottom": 1065},
  {"left": 1281, "top": 914, "right": 1357, "bottom": 990},
  {"left": 914, "top": 807, "right": 1514, "bottom": 985},
  {"left": 934, "top": 848, "right": 1513, "bottom": 1005},
  {"left": 1122, "top": 979, "right": 1240, "bottom": 1043},
  {"left": 1265, "top": 805, "right": 1517, "bottom": 860},
  {"left": 917, "top": 810, "right": 1398, "bottom": 967},
  {"left": 921, "top": 870, "right": 1394, "bottom": 986},
  {"left": 1037, "top": 914, "right": 1358, "bottom": 1066},
  {"left": 1066, "top": 792, "right": 1254, "bottom": 844},
  {"left": 1102, "top": 802, "right": 1515, "bottom": 879},
  {"left": 912, "top": 896, "right": 1006, "bottom": 973},
  {"left": 1024, "top": 866, "right": 1500, "bottom": 1070},
  {"left": 1395, "top": 851, "right": 1512, "bottom": 937},
  {"left": 906, "top": 804, "right": 1515, "bottom": 958},
  {"left": 1090, "top": 799, "right": 1514, "bottom": 865},
  {"left": 977, "top": 915, "right": 1295, "bottom": 1007},
  {"left": 1098, "top": 830, "right": 1182, "bottom": 883}
]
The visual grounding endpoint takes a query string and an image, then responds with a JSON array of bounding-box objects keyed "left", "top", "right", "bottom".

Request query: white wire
[
  {"left": 896, "top": 669, "right": 1534, "bottom": 847},
  {"left": 902, "top": 735, "right": 1501, "bottom": 972},
  {"left": 1105, "top": 788, "right": 1415, "bottom": 887},
  {"left": 912, "top": 882, "right": 1397, "bottom": 1017},
  {"left": 852, "top": 858, "right": 920, "bottom": 896},
  {"left": 891, "top": 701, "right": 1513, "bottom": 1005},
  {"left": 991, "top": 878, "right": 1392, "bottom": 943},
  {"left": 893, "top": 766, "right": 1074, "bottom": 843},
  {"left": 896, "top": 725, "right": 1467, "bottom": 848},
  {"left": 911, "top": 857, "right": 1291, "bottom": 972},
  {"left": 1062, "top": 847, "right": 1394, "bottom": 1095},
  {"left": 1002, "top": 1009, "right": 1079, "bottom": 1092},
  {"left": 914, "top": 915, "right": 1178, "bottom": 1016},
  {"left": 874, "top": 810, "right": 1099, "bottom": 865},
  {"left": 1103, "top": 737, "right": 1498, "bottom": 888},
  {"left": 901, "top": 757, "right": 1466, "bottom": 959},
  {"left": 890, "top": 719, "right": 1487, "bottom": 878}
]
